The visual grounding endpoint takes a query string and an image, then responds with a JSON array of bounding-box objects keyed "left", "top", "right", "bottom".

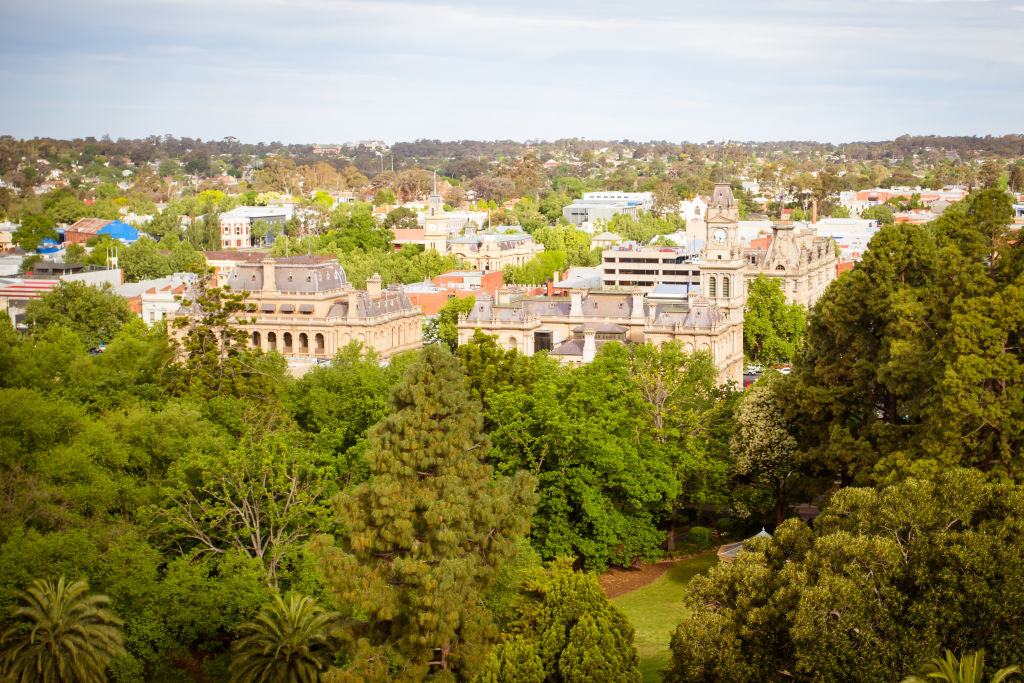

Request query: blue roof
[{"left": 98, "top": 220, "right": 138, "bottom": 243}]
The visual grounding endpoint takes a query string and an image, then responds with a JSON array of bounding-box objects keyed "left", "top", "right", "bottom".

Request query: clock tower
[
  {"left": 424, "top": 172, "right": 447, "bottom": 253},
  {"left": 702, "top": 183, "right": 745, "bottom": 317}
]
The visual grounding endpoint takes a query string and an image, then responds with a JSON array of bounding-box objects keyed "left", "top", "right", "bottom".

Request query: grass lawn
[{"left": 610, "top": 553, "right": 719, "bottom": 683}]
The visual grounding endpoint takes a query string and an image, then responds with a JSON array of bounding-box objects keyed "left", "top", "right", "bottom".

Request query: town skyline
[{"left": 3, "top": 0, "right": 1023, "bottom": 144}]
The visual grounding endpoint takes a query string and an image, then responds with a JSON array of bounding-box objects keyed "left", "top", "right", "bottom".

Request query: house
[{"left": 218, "top": 206, "right": 290, "bottom": 249}]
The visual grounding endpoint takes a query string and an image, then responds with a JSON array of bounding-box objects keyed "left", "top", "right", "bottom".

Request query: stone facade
[
  {"left": 458, "top": 287, "right": 743, "bottom": 385},
  {"left": 446, "top": 231, "right": 545, "bottom": 273},
  {"left": 455, "top": 183, "right": 764, "bottom": 385},
  {"left": 178, "top": 255, "right": 422, "bottom": 360},
  {"left": 743, "top": 223, "right": 837, "bottom": 308}
]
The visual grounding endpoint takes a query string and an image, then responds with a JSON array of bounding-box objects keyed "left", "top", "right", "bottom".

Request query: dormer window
[{"left": 288, "top": 275, "right": 293, "bottom": 282}]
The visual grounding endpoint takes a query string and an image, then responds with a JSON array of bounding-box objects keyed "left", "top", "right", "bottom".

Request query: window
[
  {"left": 708, "top": 276, "right": 717, "bottom": 297},
  {"left": 723, "top": 277, "right": 730, "bottom": 297}
]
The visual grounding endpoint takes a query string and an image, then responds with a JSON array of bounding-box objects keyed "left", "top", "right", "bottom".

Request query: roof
[
  {"left": 591, "top": 231, "right": 622, "bottom": 241},
  {"left": 66, "top": 218, "right": 112, "bottom": 234},
  {"left": 710, "top": 183, "right": 737, "bottom": 210},
  {"left": 226, "top": 256, "right": 347, "bottom": 294},
  {"left": 98, "top": 221, "right": 138, "bottom": 242},
  {"left": 717, "top": 528, "right": 772, "bottom": 563}
]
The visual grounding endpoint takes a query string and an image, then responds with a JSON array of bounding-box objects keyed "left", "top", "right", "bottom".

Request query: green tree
[
  {"left": 485, "top": 344, "right": 675, "bottom": 570},
  {"left": 423, "top": 295, "right": 475, "bottom": 351},
  {"left": 64, "top": 242, "right": 87, "bottom": 263},
  {"left": 23, "top": 281, "right": 132, "bottom": 348},
  {"left": 229, "top": 593, "right": 343, "bottom": 683},
  {"left": 902, "top": 650, "right": 1020, "bottom": 683},
  {"left": 165, "top": 282, "right": 286, "bottom": 402},
  {"left": 665, "top": 470, "right": 1024, "bottom": 683},
  {"left": 483, "top": 559, "right": 640, "bottom": 683},
  {"left": 625, "top": 342, "right": 732, "bottom": 550},
  {"left": 315, "top": 344, "right": 537, "bottom": 679},
  {"left": 730, "top": 373, "right": 801, "bottom": 523},
  {"left": 382, "top": 206, "right": 419, "bottom": 231},
  {"left": 14, "top": 213, "right": 57, "bottom": 251},
  {"left": 861, "top": 204, "right": 895, "bottom": 226},
  {"left": 157, "top": 432, "right": 334, "bottom": 588},
  {"left": 0, "top": 576, "right": 126, "bottom": 682},
  {"left": 372, "top": 188, "right": 395, "bottom": 206},
  {"left": 121, "top": 236, "right": 172, "bottom": 282},
  {"left": 743, "top": 275, "right": 808, "bottom": 366}
]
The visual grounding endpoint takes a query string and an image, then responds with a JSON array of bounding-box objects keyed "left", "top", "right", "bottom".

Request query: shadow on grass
[{"left": 610, "top": 552, "right": 719, "bottom": 683}]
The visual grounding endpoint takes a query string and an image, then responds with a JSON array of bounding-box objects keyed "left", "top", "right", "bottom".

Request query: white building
[{"left": 219, "top": 206, "right": 292, "bottom": 249}]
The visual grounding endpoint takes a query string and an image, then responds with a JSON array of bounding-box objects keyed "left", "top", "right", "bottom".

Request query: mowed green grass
[{"left": 610, "top": 553, "right": 719, "bottom": 683}]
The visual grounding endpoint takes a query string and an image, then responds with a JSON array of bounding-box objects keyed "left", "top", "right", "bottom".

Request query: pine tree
[{"left": 316, "top": 344, "right": 536, "bottom": 679}]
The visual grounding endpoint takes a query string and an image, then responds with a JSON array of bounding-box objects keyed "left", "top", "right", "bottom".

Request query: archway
[
  {"left": 298, "top": 332, "right": 309, "bottom": 353},
  {"left": 252, "top": 331, "right": 261, "bottom": 349},
  {"left": 315, "top": 333, "right": 325, "bottom": 354},
  {"left": 283, "top": 332, "right": 293, "bottom": 352},
  {"left": 267, "top": 331, "right": 277, "bottom": 351}
]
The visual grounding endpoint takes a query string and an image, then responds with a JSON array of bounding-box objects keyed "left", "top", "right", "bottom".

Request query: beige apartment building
[{"left": 174, "top": 255, "right": 422, "bottom": 360}]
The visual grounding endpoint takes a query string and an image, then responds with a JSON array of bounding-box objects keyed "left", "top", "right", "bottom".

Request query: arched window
[
  {"left": 298, "top": 332, "right": 309, "bottom": 352},
  {"left": 708, "top": 276, "right": 717, "bottom": 297},
  {"left": 508, "top": 337, "right": 518, "bottom": 351},
  {"left": 776, "top": 265, "right": 785, "bottom": 271},
  {"left": 723, "top": 277, "right": 730, "bottom": 297},
  {"left": 267, "top": 332, "right": 277, "bottom": 351},
  {"left": 283, "top": 332, "right": 293, "bottom": 351},
  {"left": 252, "top": 331, "right": 261, "bottom": 348},
  {"left": 315, "top": 333, "right": 325, "bottom": 354}
]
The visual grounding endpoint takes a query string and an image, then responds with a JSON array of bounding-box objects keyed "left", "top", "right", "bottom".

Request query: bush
[{"left": 687, "top": 526, "right": 712, "bottom": 549}]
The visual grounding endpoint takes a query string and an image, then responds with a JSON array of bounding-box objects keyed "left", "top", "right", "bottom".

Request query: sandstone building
[{"left": 174, "top": 255, "right": 422, "bottom": 360}]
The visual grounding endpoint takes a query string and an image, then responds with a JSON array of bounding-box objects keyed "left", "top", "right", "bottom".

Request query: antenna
[{"left": 433, "top": 170, "right": 437, "bottom": 194}]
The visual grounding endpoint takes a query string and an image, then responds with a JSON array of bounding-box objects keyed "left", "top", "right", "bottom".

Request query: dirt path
[
  {"left": 598, "top": 550, "right": 718, "bottom": 599},
  {"left": 598, "top": 558, "right": 680, "bottom": 599}
]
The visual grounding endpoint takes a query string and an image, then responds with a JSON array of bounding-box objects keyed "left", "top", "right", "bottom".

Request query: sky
[{"left": 1, "top": 0, "right": 1022, "bottom": 145}]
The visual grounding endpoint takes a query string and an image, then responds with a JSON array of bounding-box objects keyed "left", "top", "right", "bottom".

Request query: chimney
[
  {"left": 366, "top": 272, "right": 382, "bottom": 298},
  {"left": 569, "top": 288, "right": 584, "bottom": 320},
  {"left": 347, "top": 290, "right": 360, "bottom": 320},
  {"left": 261, "top": 258, "right": 276, "bottom": 293},
  {"left": 812, "top": 199, "right": 818, "bottom": 224},
  {"left": 582, "top": 328, "right": 597, "bottom": 363},
  {"left": 631, "top": 288, "right": 644, "bottom": 320}
]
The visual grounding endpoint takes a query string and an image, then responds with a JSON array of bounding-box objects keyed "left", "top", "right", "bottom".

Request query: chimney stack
[
  {"left": 262, "top": 258, "right": 276, "bottom": 293},
  {"left": 582, "top": 328, "right": 597, "bottom": 363},
  {"left": 366, "top": 272, "right": 382, "bottom": 298},
  {"left": 569, "top": 288, "right": 584, "bottom": 320}
]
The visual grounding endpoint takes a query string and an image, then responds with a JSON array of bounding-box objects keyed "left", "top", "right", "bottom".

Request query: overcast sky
[{"left": 2, "top": 0, "right": 1022, "bottom": 145}]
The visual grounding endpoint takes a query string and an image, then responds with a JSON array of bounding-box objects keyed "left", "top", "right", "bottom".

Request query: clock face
[{"left": 712, "top": 228, "right": 728, "bottom": 244}]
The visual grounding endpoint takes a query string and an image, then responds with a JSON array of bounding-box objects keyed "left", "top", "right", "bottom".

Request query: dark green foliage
[
  {"left": 316, "top": 344, "right": 537, "bottom": 679},
  {"left": 285, "top": 342, "right": 409, "bottom": 483},
  {"left": 686, "top": 526, "right": 712, "bottom": 549},
  {"left": 666, "top": 470, "right": 1024, "bottom": 683},
  {"left": 783, "top": 189, "right": 1023, "bottom": 485},
  {"left": 480, "top": 559, "right": 640, "bottom": 683}
]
